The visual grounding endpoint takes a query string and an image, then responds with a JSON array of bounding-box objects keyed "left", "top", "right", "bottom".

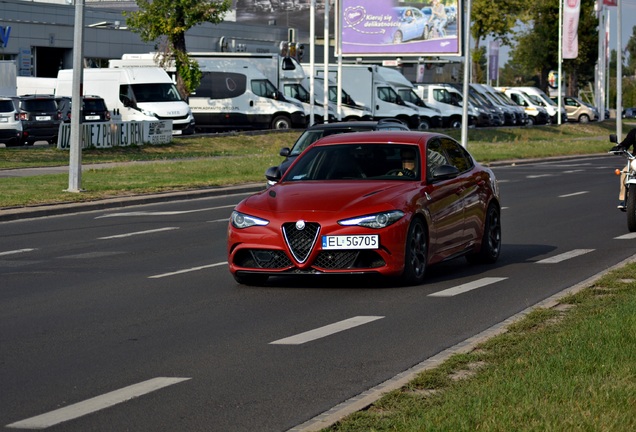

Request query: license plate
[
  {"left": 171, "top": 129, "right": 182, "bottom": 135},
  {"left": 85, "top": 115, "right": 100, "bottom": 120},
  {"left": 0, "top": 117, "right": 7, "bottom": 123},
  {"left": 36, "top": 116, "right": 51, "bottom": 121},
  {"left": 322, "top": 235, "right": 379, "bottom": 250}
]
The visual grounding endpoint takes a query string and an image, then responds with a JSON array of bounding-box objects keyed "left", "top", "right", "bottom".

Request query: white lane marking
[
  {"left": 98, "top": 227, "right": 179, "bottom": 240},
  {"left": 563, "top": 169, "right": 585, "bottom": 173},
  {"left": 148, "top": 261, "right": 227, "bottom": 279},
  {"left": 270, "top": 316, "right": 384, "bottom": 345},
  {"left": 427, "top": 277, "right": 508, "bottom": 297},
  {"left": 0, "top": 248, "right": 36, "bottom": 257},
  {"left": 95, "top": 204, "right": 236, "bottom": 218},
  {"left": 536, "top": 249, "right": 594, "bottom": 264},
  {"left": 615, "top": 232, "right": 636, "bottom": 240},
  {"left": 5, "top": 377, "right": 191, "bottom": 430},
  {"left": 526, "top": 174, "right": 553, "bottom": 179},
  {"left": 559, "top": 191, "right": 588, "bottom": 198}
]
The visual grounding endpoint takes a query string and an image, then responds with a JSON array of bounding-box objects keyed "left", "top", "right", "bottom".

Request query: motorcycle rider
[
  {"left": 431, "top": 0, "right": 447, "bottom": 37},
  {"left": 610, "top": 128, "right": 636, "bottom": 210}
]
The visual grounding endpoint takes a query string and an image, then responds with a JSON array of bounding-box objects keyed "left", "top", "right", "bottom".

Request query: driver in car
[{"left": 610, "top": 128, "right": 636, "bottom": 210}]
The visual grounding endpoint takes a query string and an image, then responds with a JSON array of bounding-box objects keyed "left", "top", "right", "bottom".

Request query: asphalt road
[{"left": 1, "top": 154, "right": 635, "bottom": 431}]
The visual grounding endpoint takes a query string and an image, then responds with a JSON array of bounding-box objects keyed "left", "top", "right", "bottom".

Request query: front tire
[
  {"left": 393, "top": 31, "right": 403, "bottom": 44},
  {"left": 467, "top": 204, "right": 501, "bottom": 264},
  {"left": 271, "top": 116, "right": 291, "bottom": 130},
  {"left": 579, "top": 114, "right": 590, "bottom": 123},
  {"left": 401, "top": 218, "right": 428, "bottom": 285}
]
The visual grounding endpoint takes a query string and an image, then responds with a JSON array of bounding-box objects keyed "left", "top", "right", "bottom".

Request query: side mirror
[
  {"left": 279, "top": 147, "right": 291, "bottom": 157},
  {"left": 265, "top": 166, "right": 282, "bottom": 183},
  {"left": 610, "top": 134, "right": 618, "bottom": 144},
  {"left": 431, "top": 164, "right": 460, "bottom": 181}
]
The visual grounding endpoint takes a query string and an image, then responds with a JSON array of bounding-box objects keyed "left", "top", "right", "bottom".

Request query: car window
[
  {"left": 84, "top": 99, "right": 107, "bottom": 111},
  {"left": 440, "top": 138, "right": 473, "bottom": 173},
  {"left": 426, "top": 138, "right": 450, "bottom": 180},
  {"left": 22, "top": 99, "right": 57, "bottom": 112},
  {"left": 0, "top": 100, "right": 14, "bottom": 112},
  {"left": 285, "top": 144, "right": 420, "bottom": 181}
]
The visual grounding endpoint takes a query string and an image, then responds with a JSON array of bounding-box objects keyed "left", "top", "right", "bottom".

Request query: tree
[
  {"left": 507, "top": 0, "right": 598, "bottom": 95},
  {"left": 125, "top": 0, "right": 231, "bottom": 99},
  {"left": 470, "top": 0, "right": 526, "bottom": 81},
  {"left": 625, "top": 26, "right": 636, "bottom": 77}
]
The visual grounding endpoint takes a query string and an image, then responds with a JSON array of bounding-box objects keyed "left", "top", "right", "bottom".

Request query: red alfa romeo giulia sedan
[{"left": 227, "top": 131, "right": 501, "bottom": 285}]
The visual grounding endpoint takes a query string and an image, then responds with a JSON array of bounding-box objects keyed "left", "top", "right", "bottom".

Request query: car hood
[{"left": 242, "top": 181, "right": 413, "bottom": 215}]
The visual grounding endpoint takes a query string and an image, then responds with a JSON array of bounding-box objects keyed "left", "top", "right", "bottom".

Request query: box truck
[
  {"left": 310, "top": 64, "right": 421, "bottom": 129},
  {"left": 56, "top": 67, "right": 195, "bottom": 135},
  {"left": 113, "top": 53, "right": 308, "bottom": 130},
  {"left": 371, "top": 66, "right": 444, "bottom": 129}
]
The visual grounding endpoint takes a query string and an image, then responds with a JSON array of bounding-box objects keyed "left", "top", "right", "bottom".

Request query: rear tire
[
  {"left": 467, "top": 204, "right": 501, "bottom": 264},
  {"left": 401, "top": 218, "right": 428, "bottom": 285},
  {"left": 627, "top": 187, "right": 636, "bottom": 232}
]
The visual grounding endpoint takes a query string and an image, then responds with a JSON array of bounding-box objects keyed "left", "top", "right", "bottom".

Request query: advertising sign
[
  {"left": 57, "top": 121, "right": 172, "bottom": 150},
  {"left": 339, "top": 0, "right": 461, "bottom": 57}
]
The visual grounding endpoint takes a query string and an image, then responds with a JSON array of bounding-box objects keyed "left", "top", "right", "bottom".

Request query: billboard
[{"left": 338, "top": 0, "right": 461, "bottom": 57}]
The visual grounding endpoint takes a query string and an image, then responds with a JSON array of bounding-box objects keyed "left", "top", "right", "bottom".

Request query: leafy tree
[
  {"left": 125, "top": 0, "right": 231, "bottom": 99},
  {"left": 470, "top": 0, "right": 526, "bottom": 79},
  {"left": 507, "top": 0, "right": 598, "bottom": 95},
  {"left": 625, "top": 26, "right": 636, "bottom": 76}
]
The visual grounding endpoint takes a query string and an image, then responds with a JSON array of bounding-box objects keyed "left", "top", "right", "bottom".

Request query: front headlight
[
  {"left": 338, "top": 210, "right": 405, "bottom": 229},
  {"left": 231, "top": 211, "right": 269, "bottom": 229}
]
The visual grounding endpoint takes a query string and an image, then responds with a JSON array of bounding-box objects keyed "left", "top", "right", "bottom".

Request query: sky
[{"left": 494, "top": 0, "right": 636, "bottom": 66}]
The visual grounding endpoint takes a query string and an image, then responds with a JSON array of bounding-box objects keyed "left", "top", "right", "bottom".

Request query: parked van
[
  {"left": 478, "top": 84, "right": 527, "bottom": 126},
  {"left": 499, "top": 87, "right": 550, "bottom": 126},
  {"left": 307, "top": 77, "right": 373, "bottom": 122},
  {"left": 550, "top": 95, "right": 597, "bottom": 123},
  {"left": 191, "top": 59, "right": 306, "bottom": 130},
  {"left": 512, "top": 86, "right": 567, "bottom": 124},
  {"left": 471, "top": 84, "right": 517, "bottom": 126},
  {"left": 413, "top": 83, "right": 477, "bottom": 128},
  {"left": 56, "top": 67, "right": 195, "bottom": 135},
  {"left": 310, "top": 64, "right": 421, "bottom": 129}
]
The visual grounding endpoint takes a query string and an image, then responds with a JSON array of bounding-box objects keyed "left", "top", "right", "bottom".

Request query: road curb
[
  {"left": 0, "top": 183, "right": 265, "bottom": 222},
  {"left": 288, "top": 254, "right": 636, "bottom": 432}
]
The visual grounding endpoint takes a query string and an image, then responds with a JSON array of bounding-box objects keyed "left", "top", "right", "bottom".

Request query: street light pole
[{"left": 67, "top": 0, "right": 84, "bottom": 193}]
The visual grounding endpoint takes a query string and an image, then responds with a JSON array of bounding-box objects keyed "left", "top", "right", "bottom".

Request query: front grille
[
  {"left": 156, "top": 114, "right": 190, "bottom": 121},
  {"left": 234, "top": 249, "right": 292, "bottom": 269},
  {"left": 282, "top": 222, "right": 320, "bottom": 263},
  {"left": 314, "top": 250, "right": 386, "bottom": 270}
]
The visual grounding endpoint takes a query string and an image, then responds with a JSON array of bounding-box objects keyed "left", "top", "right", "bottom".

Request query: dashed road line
[
  {"left": 536, "top": 249, "right": 594, "bottom": 264},
  {"left": 427, "top": 277, "right": 508, "bottom": 297},
  {"left": 559, "top": 191, "right": 589, "bottom": 198},
  {"left": 148, "top": 261, "right": 227, "bottom": 279},
  {"left": 5, "top": 377, "right": 191, "bottom": 430},
  {"left": 615, "top": 232, "right": 636, "bottom": 240},
  {"left": 0, "top": 248, "right": 36, "bottom": 257},
  {"left": 270, "top": 316, "right": 384, "bottom": 345},
  {"left": 98, "top": 227, "right": 179, "bottom": 240}
]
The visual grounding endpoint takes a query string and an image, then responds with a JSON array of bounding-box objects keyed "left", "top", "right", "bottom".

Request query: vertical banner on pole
[
  {"left": 488, "top": 40, "right": 500, "bottom": 83},
  {"left": 563, "top": 0, "right": 580, "bottom": 59}
]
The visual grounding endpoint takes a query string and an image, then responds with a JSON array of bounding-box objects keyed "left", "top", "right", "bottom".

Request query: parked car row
[{"left": 0, "top": 94, "right": 110, "bottom": 147}]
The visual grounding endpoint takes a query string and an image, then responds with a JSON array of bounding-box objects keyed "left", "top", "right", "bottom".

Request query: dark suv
[
  {"left": 272, "top": 119, "right": 410, "bottom": 179},
  {"left": 56, "top": 95, "right": 111, "bottom": 123},
  {"left": 17, "top": 94, "right": 62, "bottom": 145}
]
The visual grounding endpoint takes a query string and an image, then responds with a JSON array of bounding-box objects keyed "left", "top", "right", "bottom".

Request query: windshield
[
  {"left": 130, "top": 83, "right": 182, "bottom": 103},
  {"left": 398, "top": 89, "right": 426, "bottom": 107},
  {"left": 536, "top": 92, "right": 557, "bottom": 106},
  {"left": 285, "top": 143, "right": 420, "bottom": 181}
]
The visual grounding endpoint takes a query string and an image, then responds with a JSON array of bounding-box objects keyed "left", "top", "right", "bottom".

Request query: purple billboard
[{"left": 338, "top": 0, "right": 461, "bottom": 57}]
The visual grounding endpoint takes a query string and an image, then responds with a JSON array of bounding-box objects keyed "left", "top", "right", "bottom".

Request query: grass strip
[
  {"left": 0, "top": 122, "right": 624, "bottom": 209},
  {"left": 324, "top": 263, "right": 636, "bottom": 431}
]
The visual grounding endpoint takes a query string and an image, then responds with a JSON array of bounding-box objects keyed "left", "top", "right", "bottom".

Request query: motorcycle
[{"left": 609, "top": 133, "right": 636, "bottom": 231}]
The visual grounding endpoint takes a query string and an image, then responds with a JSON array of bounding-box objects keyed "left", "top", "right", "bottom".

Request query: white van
[
  {"left": 56, "top": 67, "right": 195, "bottom": 135},
  {"left": 512, "top": 86, "right": 567, "bottom": 124},
  {"left": 191, "top": 59, "right": 306, "bottom": 130},
  {"left": 307, "top": 77, "right": 373, "bottom": 122},
  {"left": 310, "top": 64, "right": 421, "bottom": 129},
  {"left": 498, "top": 87, "right": 550, "bottom": 126},
  {"left": 414, "top": 83, "right": 478, "bottom": 128}
]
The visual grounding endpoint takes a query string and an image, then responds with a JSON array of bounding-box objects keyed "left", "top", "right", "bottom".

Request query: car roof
[
  {"left": 310, "top": 130, "right": 441, "bottom": 147},
  {"left": 304, "top": 120, "right": 408, "bottom": 131}
]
